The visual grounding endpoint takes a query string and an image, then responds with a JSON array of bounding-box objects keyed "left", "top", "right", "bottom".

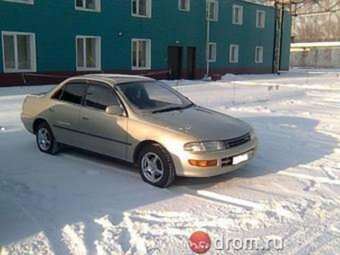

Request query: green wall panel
[{"left": 0, "top": 0, "right": 291, "bottom": 74}]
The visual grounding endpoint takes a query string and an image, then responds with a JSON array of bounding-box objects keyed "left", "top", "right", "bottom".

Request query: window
[
  {"left": 75, "top": 0, "right": 100, "bottom": 12},
  {"left": 207, "top": 0, "right": 218, "bottom": 21},
  {"left": 229, "top": 44, "right": 239, "bottom": 63},
  {"left": 85, "top": 83, "right": 119, "bottom": 111},
  {"left": 2, "top": 0, "right": 33, "bottom": 4},
  {"left": 255, "top": 46, "right": 264, "bottom": 63},
  {"left": 132, "top": 0, "right": 151, "bottom": 18},
  {"left": 60, "top": 83, "right": 87, "bottom": 105},
  {"left": 2, "top": 31, "right": 36, "bottom": 73},
  {"left": 232, "top": 5, "right": 243, "bottom": 25},
  {"left": 131, "top": 39, "right": 151, "bottom": 70},
  {"left": 208, "top": 42, "right": 216, "bottom": 62},
  {"left": 76, "top": 36, "right": 101, "bottom": 71},
  {"left": 256, "top": 10, "right": 266, "bottom": 28},
  {"left": 178, "top": 0, "right": 190, "bottom": 11}
]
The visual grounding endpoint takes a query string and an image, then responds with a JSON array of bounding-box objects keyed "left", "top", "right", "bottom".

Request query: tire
[
  {"left": 138, "top": 143, "right": 176, "bottom": 188},
  {"left": 36, "top": 121, "right": 60, "bottom": 155}
]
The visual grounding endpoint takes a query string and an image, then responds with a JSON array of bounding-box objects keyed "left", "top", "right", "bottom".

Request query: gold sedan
[{"left": 21, "top": 74, "right": 257, "bottom": 187}]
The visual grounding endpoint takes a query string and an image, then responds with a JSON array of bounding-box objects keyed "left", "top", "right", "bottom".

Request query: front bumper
[{"left": 172, "top": 138, "right": 257, "bottom": 177}]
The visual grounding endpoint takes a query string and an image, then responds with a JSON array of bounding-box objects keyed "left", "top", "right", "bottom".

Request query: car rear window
[{"left": 60, "top": 83, "right": 87, "bottom": 105}]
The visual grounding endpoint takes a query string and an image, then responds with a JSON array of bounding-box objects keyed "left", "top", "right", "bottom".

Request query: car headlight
[
  {"left": 184, "top": 141, "right": 225, "bottom": 152},
  {"left": 250, "top": 129, "right": 257, "bottom": 140}
]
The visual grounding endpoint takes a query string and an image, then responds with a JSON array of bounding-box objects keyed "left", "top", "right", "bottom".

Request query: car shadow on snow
[{"left": 174, "top": 115, "right": 337, "bottom": 187}]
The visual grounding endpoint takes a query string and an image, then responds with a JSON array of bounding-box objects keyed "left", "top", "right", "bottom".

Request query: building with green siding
[{"left": 0, "top": 0, "right": 291, "bottom": 85}]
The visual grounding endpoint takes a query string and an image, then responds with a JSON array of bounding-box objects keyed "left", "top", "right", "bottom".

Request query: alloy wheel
[
  {"left": 141, "top": 152, "right": 164, "bottom": 183},
  {"left": 37, "top": 128, "right": 52, "bottom": 151}
]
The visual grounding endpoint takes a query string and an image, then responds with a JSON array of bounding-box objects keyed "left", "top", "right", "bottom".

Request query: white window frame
[
  {"left": 256, "top": 10, "right": 266, "bottom": 28},
  {"left": 207, "top": 42, "right": 216, "bottom": 62},
  {"left": 207, "top": 0, "right": 219, "bottom": 22},
  {"left": 131, "top": 39, "right": 151, "bottom": 70},
  {"left": 1, "top": 31, "right": 36, "bottom": 73},
  {"left": 232, "top": 5, "right": 243, "bottom": 25},
  {"left": 75, "top": 0, "right": 101, "bottom": 12},
  {"left": 2, "top": 0, "right": 33, "bottom": 4},
  {"left": 76, "top": 35, "right": 101, "bottom": 71},
  {"left": 255, "top": 46, "right": 264, "bottom": 63},
  {"left": 229, "top": 44, "right": 239, "bottom": 64},
  {"left": 178, "top": 0, "right": 190, "bottom": 12},
  {"left": 131, "top": 0, "right": 152, "bottom": 18}
]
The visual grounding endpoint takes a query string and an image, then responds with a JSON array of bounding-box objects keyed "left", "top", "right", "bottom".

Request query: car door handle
[
  {"left": 82, "top": 116, "right": 89, "bottom": 121},
  {"left": 49, "top": 108, "right": 55, "bottom": 113}
]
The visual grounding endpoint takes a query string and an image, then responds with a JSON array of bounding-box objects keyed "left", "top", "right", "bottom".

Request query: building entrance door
[
  {"left": 168, "top": 46, "right": 183, "bottom": 80},
  {"left": 187, "top": 47, "right": 196, "bottom": 79}
]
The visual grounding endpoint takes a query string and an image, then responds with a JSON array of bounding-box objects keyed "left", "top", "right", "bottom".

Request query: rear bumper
[
  {"left": 172, "top": 138, "right": 257, "bottom": 177},
  {"left": 21, "top": 114, "right": 34, "bottom": 134}
]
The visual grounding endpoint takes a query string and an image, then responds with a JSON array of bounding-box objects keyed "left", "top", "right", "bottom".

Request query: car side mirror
[{"left": 105, "top": 105, "right": 124, "bottom": 116}]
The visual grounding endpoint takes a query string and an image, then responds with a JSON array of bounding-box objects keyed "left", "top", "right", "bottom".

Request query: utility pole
[{"left": 272, "top": 0, "right": 285, "bottom": 73}]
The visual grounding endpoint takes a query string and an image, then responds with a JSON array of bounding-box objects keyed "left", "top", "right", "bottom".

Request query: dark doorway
[
  {"left": 187, "top": 47, "right": 196, "bottom": 80},
  {"left": 168, "top": 46, "right": 183, "bottom": 80}
]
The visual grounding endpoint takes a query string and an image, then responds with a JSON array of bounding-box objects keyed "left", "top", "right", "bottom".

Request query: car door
[
  {"left": 49, "top": 81, "right": 87, "bottom": 146},
  {"left": 78, "top": 81, "right": 129, "bottom": 160}
]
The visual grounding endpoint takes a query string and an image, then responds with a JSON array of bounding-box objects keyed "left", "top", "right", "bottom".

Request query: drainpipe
[
  {"left": 272, "top": 1, "right": 278, "bottom": 73},
  {"left": 204, "top": 1, "right": 211, "bottom": 80},
  {"left": 279, "top": 6, "right": 285, "bottom": 71},
  {"left": 272, "top": 1, "right": 285, "bottom": 74}
]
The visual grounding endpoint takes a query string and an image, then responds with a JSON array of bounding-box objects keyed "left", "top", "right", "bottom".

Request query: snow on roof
[{"left": 291, "top": 42, "right": 340, "bottom": 48}]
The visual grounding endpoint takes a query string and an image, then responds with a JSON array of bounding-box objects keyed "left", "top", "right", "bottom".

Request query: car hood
[{"left": 141, "top": 106, "right": 251, "bottom": 140}]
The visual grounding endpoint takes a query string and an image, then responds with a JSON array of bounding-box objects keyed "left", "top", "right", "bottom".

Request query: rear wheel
[
  {"left": 36, "top": 122, "right": 60, "bottom": 155},
  {"left": 138, "top": 143, "right": 176, "bottom": 188}
]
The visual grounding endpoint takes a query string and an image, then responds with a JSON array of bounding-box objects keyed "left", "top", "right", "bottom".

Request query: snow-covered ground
[{"left": 1, "top": 69, "right": 340, "bottom": 255}]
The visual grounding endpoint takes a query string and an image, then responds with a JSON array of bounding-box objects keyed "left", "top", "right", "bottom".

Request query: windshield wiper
[{"left": 152, "top": 103, "right": 194, "bottom": 114}]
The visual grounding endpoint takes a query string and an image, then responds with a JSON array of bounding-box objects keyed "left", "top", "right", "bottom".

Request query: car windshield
[{"left": 117, "top": 81, "right": 192, "bottom": 112}]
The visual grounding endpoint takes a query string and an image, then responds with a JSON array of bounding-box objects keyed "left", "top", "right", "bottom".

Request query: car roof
[{"left": 70, "top": 73, "right": 154, "bottom": 85}]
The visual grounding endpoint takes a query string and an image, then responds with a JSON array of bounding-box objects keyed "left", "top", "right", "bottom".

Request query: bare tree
[{"left": 292, "top": 0, "right": 340, "bottom": 42}]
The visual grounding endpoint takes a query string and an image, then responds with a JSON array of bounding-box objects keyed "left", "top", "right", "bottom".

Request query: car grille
[{"left": 224, "top": 133, "right": 251, "bottom": 149}]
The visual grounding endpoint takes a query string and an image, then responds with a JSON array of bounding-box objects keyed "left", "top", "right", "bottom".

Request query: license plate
[{"left": 232, "top": 153, "right": 249, "bottom": 165}]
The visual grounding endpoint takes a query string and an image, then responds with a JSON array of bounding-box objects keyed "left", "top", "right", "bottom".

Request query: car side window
[
  {"left": 85, "top": 83, "right": 119, "bottom": 111},
  {"left": 60, "top": 83, "right": 87, "bottom": 105}
]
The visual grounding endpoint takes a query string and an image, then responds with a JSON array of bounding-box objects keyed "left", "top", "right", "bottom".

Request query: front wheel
[
  {"left": 36, "top": 122, "right": 60, "bottom": 155},
  {"left": 138, "top": 144, "right": 176, "bottom": 188}
]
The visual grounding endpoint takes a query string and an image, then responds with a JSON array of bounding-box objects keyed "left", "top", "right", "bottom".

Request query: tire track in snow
[
  {"left": 94, "top": 213, "right": 148, "bottom": 255},
  {"left": 2, "top": 232, "right": 54, "bottom": 255},
  {"left": 196, "top": 189, "right": 264, "bottom": 210},
  {"left": 278, "top": 171, "right": 340, "bottom": 186},
  {"left": 61, "top": 223, "right": 87, "bottom": 255}
]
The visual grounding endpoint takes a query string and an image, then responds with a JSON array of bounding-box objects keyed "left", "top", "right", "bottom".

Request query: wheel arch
[
  {"left": 133, "top": 140, "right": 168, "bottom": 163},
  {"left": 32, "top": 118, "right": 48, "bottom": 134}
]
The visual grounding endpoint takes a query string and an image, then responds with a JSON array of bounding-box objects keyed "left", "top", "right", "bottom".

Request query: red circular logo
[{"left": 189, "top": 231, "right": 211, "bottom": 254}]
